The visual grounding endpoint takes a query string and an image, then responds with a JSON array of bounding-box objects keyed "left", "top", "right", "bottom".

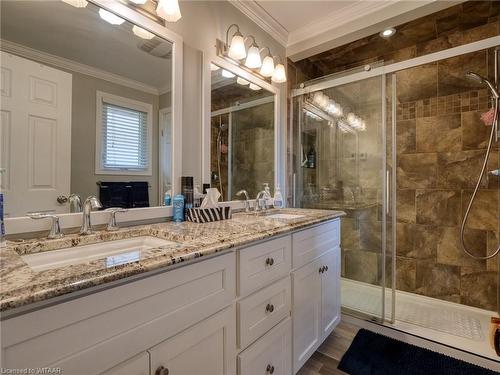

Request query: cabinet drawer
[
  {"left": 101, "top": 352, "right": 149, "bottom": 375},
  {"left": 238, "top": 235, "right": 291, "bottom": 296},
  {"left": 238, "top": 317, "right": 291, "bottom": 375},
  {"left": 292, "top": 219, "right": 340, "bottom": 269},
  {"left": 237, "top": 277, "right": 291, "bottom": 349}
]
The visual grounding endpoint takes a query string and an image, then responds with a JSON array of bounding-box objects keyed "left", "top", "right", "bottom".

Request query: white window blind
[{"left": 101, "top": 102, "right": 149, "bottom": 171}]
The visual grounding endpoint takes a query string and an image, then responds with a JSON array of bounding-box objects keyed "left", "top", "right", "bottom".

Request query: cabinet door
[
  {"left": 149, "top": 305, "right": 236, "bottom": 375},
  {"left": 292, "top": 258, "right": 322, "bottom": 374},
  {"left": 101, "top": 352, "right": 149, "bottom": 375},
  {"left": 320, "top": 248, "right": 341, "bottom": 340}
]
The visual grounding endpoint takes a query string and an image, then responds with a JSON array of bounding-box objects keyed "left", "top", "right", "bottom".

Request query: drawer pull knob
[
  {"left": 155, "top": 366, "right": 169, "bottom": 375},
  {"left": 266, "top": 364, "right": 275, "bottom": 374},
  {"left": 265, "top": 257, "right": 275, "bottom": 266},
  {"left": 266, "top": 303, "right": 275, "bottom": 313}
]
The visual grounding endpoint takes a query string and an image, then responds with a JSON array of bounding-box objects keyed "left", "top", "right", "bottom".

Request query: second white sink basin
[{"left": 22, "top": 236, "right": 179, "bottom": 271}]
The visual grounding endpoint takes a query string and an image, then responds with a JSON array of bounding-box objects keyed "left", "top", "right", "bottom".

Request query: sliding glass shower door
[{"left": 292, "top": 73, "right": 395, "bottom": 323}]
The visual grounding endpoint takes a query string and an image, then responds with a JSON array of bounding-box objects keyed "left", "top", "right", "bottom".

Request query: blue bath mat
[{"left": 338, "top": 329, "right": 498, "bottom": 374}]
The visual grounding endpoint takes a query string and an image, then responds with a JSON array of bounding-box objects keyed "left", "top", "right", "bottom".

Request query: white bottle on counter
[{"left": 273, "top": 185, "right": 284, "bottom": 208}]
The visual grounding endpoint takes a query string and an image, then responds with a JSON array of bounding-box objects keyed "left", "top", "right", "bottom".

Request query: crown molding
[
  {"left": 288, "top": 0, "right": 397, "bottom": 46},
  {"left": 0, "top": 39, "right": 160, "bottom": 95},
  {"left": 229, "top": 0, "right": 288, "bottom": 47}
]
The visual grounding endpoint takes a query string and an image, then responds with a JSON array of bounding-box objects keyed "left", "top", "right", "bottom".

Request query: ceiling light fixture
[
  {"left": 380, "top": 27, "right": 396, "bottom": 38},
  {"left": 236, "top": 77, "right": 250, "bottom": 86},
  {"left": 221, "top": 70, "right": 235, "bottom": 78},
  {"left": 99, "top": 9, "right": 125, "bottom": 25},
  {"left": 156, "top": 0, "right": 182, "bottom": 22},
  {"left": 61, "top": 0, "right": 88, "bottom": 8},
  {"left": 132, "top": 25, "right": 155, "bottom": 39}
]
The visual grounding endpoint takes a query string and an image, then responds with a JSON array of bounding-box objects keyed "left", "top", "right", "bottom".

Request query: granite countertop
[{"left": 0, "top": 208, "right": 344, "bottom": 313}]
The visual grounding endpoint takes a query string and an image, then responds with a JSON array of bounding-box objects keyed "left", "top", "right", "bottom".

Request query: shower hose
[{"left": 460, "top": 97, "right": 500, "bottom": 259}]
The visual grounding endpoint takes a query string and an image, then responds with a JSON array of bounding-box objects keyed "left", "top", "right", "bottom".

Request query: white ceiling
[{"left": 1, "top": 1, "right": 172, "bottom": 93}]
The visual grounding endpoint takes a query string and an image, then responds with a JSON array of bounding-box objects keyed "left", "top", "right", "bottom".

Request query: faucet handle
[
  {"left": 28, "top": 213, "right": 63, "bottom": 239},
  {"left": 105, "top": 208, "right": 128, "bottom": 231}
]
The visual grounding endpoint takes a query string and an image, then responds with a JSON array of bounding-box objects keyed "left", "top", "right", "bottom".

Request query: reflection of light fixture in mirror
[
  {"left": 210, "top": 63, "right": 220, "bottom": 71},
  {"left": 156, "top": 0, "right": 182, "bottom": 22},
  {"left": 249, "top": 83, "right": 261, "bottom": 91},
  {"left": 222, "top": 70, "right": 235, "bottom": 78},
  {"left": 245, "top": 37, "right": 262, "bottom": 69},
  {"left": 259, "top": 48, "right": 274, "bottom": 77},
  {"left": 99, "top": 9, "right": 125, "bottom": 25},
  {"left": 226, "top": 24, "right": 246, "bottom": 60},
  {"left": 129, "top": 0, "right": 147, "bottom": 4},
  {"left": 380, "top": 27, "right": 396, "bottom": 38},
  {"left": 61, "top": 0, "right": 88, "bottom": 8},
  {"left": 271, "top": 62, "right": 287, "bottom": 83},
  {"left": 132, "top": 25, "right": 155, "bottom": 40},
  {"left": 237, "top": 77, "right": 250, "bottom": 86}
]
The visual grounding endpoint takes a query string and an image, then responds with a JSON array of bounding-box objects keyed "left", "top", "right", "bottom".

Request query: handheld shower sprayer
[{"left": 460, "top": 71, "right": 500, "bottom": 260}]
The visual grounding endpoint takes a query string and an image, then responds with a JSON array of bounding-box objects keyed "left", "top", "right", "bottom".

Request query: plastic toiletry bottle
[
  {"left": 164, "top": 185, "right": 172, "bottom": 206},
  {"left": 173, "top": 194, "right": 185, "bottom": 222},
  {"left": 273, "top": 185, "right": 284, "bottom": 208}
]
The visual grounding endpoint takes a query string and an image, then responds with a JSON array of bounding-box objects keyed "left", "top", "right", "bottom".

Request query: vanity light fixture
[
  {"left": 271, "top": 62, "right": 287, "bottom": 83},
  {"left": 236, "top": 77, "right": 250, "bottom": 86},
  {"left": 99, "top": 9, "right": 125, "bottom": 25},
  {"left": 380, "top": 27, "right": 396, "bottom": 38},
  {"left": 259, "top": 48, "right": 275, "bottom": 77},
  {"left": 156, "top": 0, "right": 182, "bottom": 22},
  {"left": 249, "top": 83, "right": 262, "bottom": 91},
  {"left": 244, "top": 36, "right": 262, "bottom": 69},
  {"left": 226, "top": 24, "right": 247, "bottom": 60},
  {"left": 132, "top": 25, "right": 155, "bottom": 39},
  {"left": 61, "top": 0, "right": 88, "bottom": 8},
  {"left": 222, "top": 69, "right": 235, "bottom": 78}
]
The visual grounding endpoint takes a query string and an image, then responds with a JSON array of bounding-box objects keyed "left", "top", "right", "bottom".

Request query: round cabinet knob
[
  {"left": 266, "top": 364, "right": 275, "bottom": 374},
  {"left": 155, "top": 366, "right": 169, "bottom": 375},
  {"left": 266, "top": 303, "right": 275, "bottom": 313},
  {"left": 265, "top": 257, "right": 275, "bottom": 266}
]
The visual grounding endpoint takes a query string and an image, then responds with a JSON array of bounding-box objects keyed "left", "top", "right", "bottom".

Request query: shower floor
[{"left": 341, "top": 278, "right": 499, "bottom": 361}]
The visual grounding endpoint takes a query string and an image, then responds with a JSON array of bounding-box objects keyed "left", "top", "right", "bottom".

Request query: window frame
[{"left": 95, "top": 91, "right": 153, "bottom": 176}]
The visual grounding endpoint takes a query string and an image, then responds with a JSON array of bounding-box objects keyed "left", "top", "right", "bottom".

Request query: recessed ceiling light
[
  {"left": 380, "top": 28, "right": 396, "bottom": 38},
  {"left": 99, "top": 9, "right": 125, "bottom": 25}
]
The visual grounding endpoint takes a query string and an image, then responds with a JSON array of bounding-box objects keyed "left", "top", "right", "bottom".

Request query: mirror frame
[
  {"left": 202, "top": 55, "right": 285, "bottom": 205},
  {"left": 4, "top": 0, "right": 183, "bottom": 235}
]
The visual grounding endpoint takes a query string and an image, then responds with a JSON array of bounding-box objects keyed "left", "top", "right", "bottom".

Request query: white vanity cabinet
[{"left": 291, "top": 220, "right": 341, "bottom": 374}]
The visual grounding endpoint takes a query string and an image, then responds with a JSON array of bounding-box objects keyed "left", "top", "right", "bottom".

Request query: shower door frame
[{"left": 291, "top": 35, "right": 500, "bottom": 325}]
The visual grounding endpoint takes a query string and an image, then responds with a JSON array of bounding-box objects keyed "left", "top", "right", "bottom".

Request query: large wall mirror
[
  {"left": 1, "top": 0, "right": 180, "bottom": 220},
  {"left": 210, "top": 63, "right": 276, "bottom": 201}
]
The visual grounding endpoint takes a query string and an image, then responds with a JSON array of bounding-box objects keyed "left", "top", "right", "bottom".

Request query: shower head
[{"left": 465, "top": 71, "right": 500, "bottom": 99}]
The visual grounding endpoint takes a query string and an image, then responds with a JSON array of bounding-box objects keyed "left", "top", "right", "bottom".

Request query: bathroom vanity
[{"left": 0, "top": 209, "right": 343, "bottom": 374}]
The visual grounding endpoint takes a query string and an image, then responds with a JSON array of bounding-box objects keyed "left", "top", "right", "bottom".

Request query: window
[{"left": 96, "top": 92, "right": 153, "bottom": 175}]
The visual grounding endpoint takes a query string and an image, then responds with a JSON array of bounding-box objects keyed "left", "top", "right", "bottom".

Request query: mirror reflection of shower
[{"left": 216, "top": 119, "right": 228, "bottom": 197}]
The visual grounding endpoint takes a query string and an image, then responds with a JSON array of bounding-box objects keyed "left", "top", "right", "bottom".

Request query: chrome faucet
[
  {"left": 80, "top": 196, "right": 102, "bottom": 235},
  {"left": 28, "top": 213, "right": 63, "bottom": 239},
  {"left": 105, "top": 208, "right": 128, "bottom": 231},
  {"left": 236, "top": 190, "right": 250, "bottom": 212},
  {"left": 255, "top": 191, "right": 267, "bottom": 212},
  {"left": 68, "top": 194, "right": 82, "bottom": 213}
]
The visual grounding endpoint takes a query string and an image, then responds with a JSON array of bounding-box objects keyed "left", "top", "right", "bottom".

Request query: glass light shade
[
  {"left": 245, "top": 45, "right": 262, "bottom": 69},
  {"left": 156, "top": 0, "right": 182, "bottom": 22},
  {"left": 210, "top": 63, "right": 220, "bottom": 71},
  {"left": 259, "top": 56, "right": 274, "bottom": 77},
  {"left": 249, "top": 83, "right": 262, "bottom": 91},
  {"left": 228, "top": 34, "right": 246, "bottom": 60},
  {"left": 313, "top": 92, "right": 324, "bottom": 106},
  {"left": 222, "top": 70, "right": 235, "bottom": 78},
  {"left": 236, "top": 77, "right": 250, "bottom": 86},
  {"left": 99, "top": 9, "right": 125, "bottom": 25},
  {"left": 61, "top": 0, "right": 88, "bottom": 7},
  {"left": 129, "top": 0, "right": 147, "bottom": 3},
  {"left": 271, "top": 63, "right": 287, "bottom": 83},
  {"left": 132, "top": 26, "right": 155, "bottom": 40}
]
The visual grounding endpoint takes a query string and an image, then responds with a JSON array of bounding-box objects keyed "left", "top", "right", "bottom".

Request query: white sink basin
[
  {"left": 22, "top": 236, "right": 179, "bottom": 271},
  {"left": 266, "top": 214, "right": 305, "bottom": 220}
]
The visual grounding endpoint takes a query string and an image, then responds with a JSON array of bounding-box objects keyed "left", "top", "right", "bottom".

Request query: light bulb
[
  {"left": 380, "top": 27, "right": 396, "bottom": 38},
  {"left": 129, "top": 0, "right": 147, "bottom": 4},
  {"left": 271, "top": 63, "right": 286, "bottom": 83},
  {"left": 313, "top": 92, "right": 324, "bottom": 105},
  {"left": 260, "top": 55, "right": 275, "bottom": 77},
  {"left": 99, "top": 9, "right": 125, "bottom": 25},
  {"left": 222, "top": 70, "right": 235, "bottom": 78},
  {"left": 61, "top": 0, "right": 88, "bottom": 7},
  {"left": 210, "top": 63, "right": 220, "bottom": 71},
  {"left": 132, "top": 25, "right": 155, "bottom": 40},
  {"left": 156, "top": 0, "right": 182, "bottom": 22},
  {"left": 245, "top": 45, "right": 262, "bottom": 69},
  {"left": 249, "top": 83, "right": 262, "bottom": 91},
  {"left": 228, "top": 33, "right": 246, "bottom": 60},
  {"left": 236, "top": 77, "right": 250, "bottom": 86}
]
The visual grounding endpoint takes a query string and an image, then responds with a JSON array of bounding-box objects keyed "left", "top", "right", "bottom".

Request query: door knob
[
  {"left": 266, "top": 364, "right": 275, "bottom": 374},
  {"left": 57, "top": 195, "right": 68, "bottom": 204},
  {"left": 155, "top": 365, "right": 169, "bottom": 375}
]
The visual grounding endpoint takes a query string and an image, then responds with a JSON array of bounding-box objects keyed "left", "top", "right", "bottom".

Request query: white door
[
  {"left": 292, "top": 258, "right": 322, "bottom": 374},
  {"left": 320, "top": 248, "right": 341, "bottom": 339},
  {"left": 0, "top": 52, "right": 72, "bottom": 217},
  {"left": 148, "top": 306, "right": 236, "bottom": 375}
]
